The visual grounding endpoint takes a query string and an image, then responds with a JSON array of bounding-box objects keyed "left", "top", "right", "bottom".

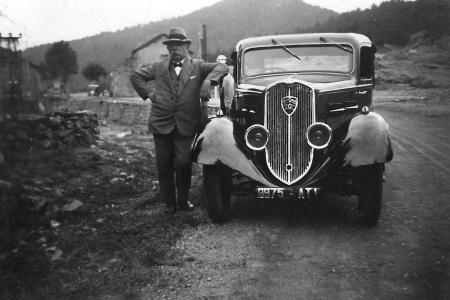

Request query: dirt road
[
  {"left": 142, "top": 103, "right": 450, "bottom": 300},
  {"left": 2, "top": 92, "right": 449, "bottom": 300}
]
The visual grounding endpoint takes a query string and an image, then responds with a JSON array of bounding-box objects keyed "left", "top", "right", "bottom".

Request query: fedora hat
[{"left": 163, "top": 26, "right": 191, "bottom": 45}]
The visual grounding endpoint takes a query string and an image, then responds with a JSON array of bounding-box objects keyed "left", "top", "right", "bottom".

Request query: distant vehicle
[
  {"left": 87, "top": 84, "right": 99, "bottom": 96},
  {"left": 192, "top": 33, "right": 393, "bottom": 225}
]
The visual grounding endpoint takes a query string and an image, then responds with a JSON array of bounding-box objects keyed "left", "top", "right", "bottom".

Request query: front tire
[
  {"left": 203, "top": 164, "right": 232, "bottom": 223},
  {"left": 357, "top": 163, "right": 384, "bottom": 225}
]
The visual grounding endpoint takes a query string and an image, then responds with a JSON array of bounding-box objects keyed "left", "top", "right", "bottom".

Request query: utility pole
[{"left": 200, "top": 25, "right": 207, "bottom": 61}]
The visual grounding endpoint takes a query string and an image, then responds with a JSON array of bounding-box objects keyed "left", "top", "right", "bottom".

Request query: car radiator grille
[{"left": 264, "top": 81, "right": 315, "bottom": 185}]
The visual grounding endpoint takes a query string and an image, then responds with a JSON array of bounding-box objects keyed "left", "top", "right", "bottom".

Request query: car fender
[
  {"left": 343, "top": 112, "right": 393, "bottom": 167},
  {"left": 191, "top": 117, "right": 276, "bottom": 187}
]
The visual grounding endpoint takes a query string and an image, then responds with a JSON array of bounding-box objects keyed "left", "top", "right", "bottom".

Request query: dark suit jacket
[{"left": 130, "top": 57, "right": 229, "bottom": 137}]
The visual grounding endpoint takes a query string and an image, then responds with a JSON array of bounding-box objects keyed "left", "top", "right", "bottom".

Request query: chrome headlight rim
[
  {"left": 245, "top": 124, "right": 270, "bottom": 151},
  {"left": 306, "top": 122, "right": 332, "bottom": 149}
]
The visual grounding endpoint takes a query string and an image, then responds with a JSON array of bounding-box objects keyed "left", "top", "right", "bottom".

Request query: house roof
[{"left": 131, "top": 33, "right": 168, "bottom": 55}]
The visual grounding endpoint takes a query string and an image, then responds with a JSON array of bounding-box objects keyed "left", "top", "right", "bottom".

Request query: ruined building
[
  {"left": 0, "top": 36, "right": 47, "bottom": 115},
  {"left": 110, "top": 33, "right": 168, "bottom": 98}
]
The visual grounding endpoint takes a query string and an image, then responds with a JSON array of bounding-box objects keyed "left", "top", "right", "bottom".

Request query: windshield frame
[{"left": 240, "top": 43, "right": 355, "bottom": 79}]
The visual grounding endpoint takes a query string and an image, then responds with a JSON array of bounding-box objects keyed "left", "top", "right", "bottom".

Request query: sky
[{"left": 0, "top": 0, "right": 395, "bottom": 49}]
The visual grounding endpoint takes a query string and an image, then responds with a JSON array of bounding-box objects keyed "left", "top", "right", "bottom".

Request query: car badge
[{"left": 281, "top": 88, "right": 298, "bottom": 116}]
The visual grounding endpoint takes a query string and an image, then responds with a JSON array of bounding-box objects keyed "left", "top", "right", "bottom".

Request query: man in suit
[{"left": 130, "top": 26, "right": 229, "bottom": 213}]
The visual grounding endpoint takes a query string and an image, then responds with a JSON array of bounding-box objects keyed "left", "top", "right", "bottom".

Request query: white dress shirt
[{"left": 174, "top": 59, "right": 184, "bottom": 76}]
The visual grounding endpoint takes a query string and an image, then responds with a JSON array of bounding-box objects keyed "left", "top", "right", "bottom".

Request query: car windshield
[{"left": 242, "top": 44, "right": 353, "bottom": 77}]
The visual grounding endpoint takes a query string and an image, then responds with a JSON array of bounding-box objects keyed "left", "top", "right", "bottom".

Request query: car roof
[{"left": 236, "top": 33, "right": 372, "bottom": 51}]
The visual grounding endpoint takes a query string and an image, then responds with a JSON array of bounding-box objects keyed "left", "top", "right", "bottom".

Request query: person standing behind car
[
  {"left": 130, "top": 26, "right": 228, "bottom": 213},
  {"left": 216, "top": 55, "right": 235, "bottom": 114}
]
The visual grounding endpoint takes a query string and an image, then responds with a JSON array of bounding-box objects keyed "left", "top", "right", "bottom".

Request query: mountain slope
[{"left": 23, "top": 0, "right": 336, "bottom": 91}]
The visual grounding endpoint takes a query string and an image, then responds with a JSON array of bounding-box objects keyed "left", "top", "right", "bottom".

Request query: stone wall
[
  {"left": 67, "top": 95, "right": 221, "bottom": 126},
  {"left": 0, "top": 111, "right": 99, "bottom": 153},
  {"left": 67, "top": 96, "right": 151, "bottom": 125}
]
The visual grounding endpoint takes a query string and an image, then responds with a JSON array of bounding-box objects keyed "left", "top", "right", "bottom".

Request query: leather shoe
[{"left": 178, "top": 201, "right": 194, "bottom": 211}]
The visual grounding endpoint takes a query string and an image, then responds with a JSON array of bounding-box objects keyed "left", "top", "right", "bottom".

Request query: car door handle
[{"left": 357, "top": 90, "right": 368, "bottom": 95}]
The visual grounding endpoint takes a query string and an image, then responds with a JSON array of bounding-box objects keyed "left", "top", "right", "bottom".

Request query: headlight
[
  {"left": 245, "top": 124, "right": 269, "bottom": 150},
  {"left": 306, "top": 122, "right": 332, "bottom": 149}
]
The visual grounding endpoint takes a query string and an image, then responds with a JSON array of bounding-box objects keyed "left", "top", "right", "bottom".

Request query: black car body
[{"left": 191, "top": 33, "right": 393, "bottom": 225}]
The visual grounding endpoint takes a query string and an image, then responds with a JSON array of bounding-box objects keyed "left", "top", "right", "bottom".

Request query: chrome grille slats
[{"left": 264, "top": 81, "right": 315, "bottom": 185}]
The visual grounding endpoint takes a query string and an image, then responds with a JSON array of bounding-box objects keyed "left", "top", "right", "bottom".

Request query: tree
[
  {"left": 82, "top": 63, "right": 108, "bottom": 82},
  {"left": 44, "top": 41, "right": 78, "bottom": 84}
]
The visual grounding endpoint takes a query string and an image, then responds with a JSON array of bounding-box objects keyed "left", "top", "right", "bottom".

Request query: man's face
[{"left": 167, "top": 42, "right": 189, "bottom": 63}]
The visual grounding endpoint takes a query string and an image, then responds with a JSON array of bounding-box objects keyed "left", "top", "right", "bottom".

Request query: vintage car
[
  {"left": 191, "top": 33, "right": 393, "bottom": 225},
  {"left": 87, "top": 84, "right": 99, "bottom": 96}
]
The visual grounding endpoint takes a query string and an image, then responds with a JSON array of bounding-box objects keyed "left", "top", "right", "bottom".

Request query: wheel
[
  {"left": 203, "top": 164, "right": 233, "bottom": 223},
  {"left": 356, "top": 163, "right": 384, "bottom": 225}
]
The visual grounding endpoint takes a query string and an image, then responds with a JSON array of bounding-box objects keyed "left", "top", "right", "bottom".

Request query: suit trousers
[{"left": 153, "top": 129, "right": 194, "bottom": 207}]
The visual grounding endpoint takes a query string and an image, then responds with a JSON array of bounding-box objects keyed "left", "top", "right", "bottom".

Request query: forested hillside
[{"left": 302, "top": 0, "right": 450, "bottom": 46}]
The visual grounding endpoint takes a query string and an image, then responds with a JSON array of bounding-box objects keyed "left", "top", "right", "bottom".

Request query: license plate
[{"left": 256, "top": 187, "right": 320, "bottom": 199}]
